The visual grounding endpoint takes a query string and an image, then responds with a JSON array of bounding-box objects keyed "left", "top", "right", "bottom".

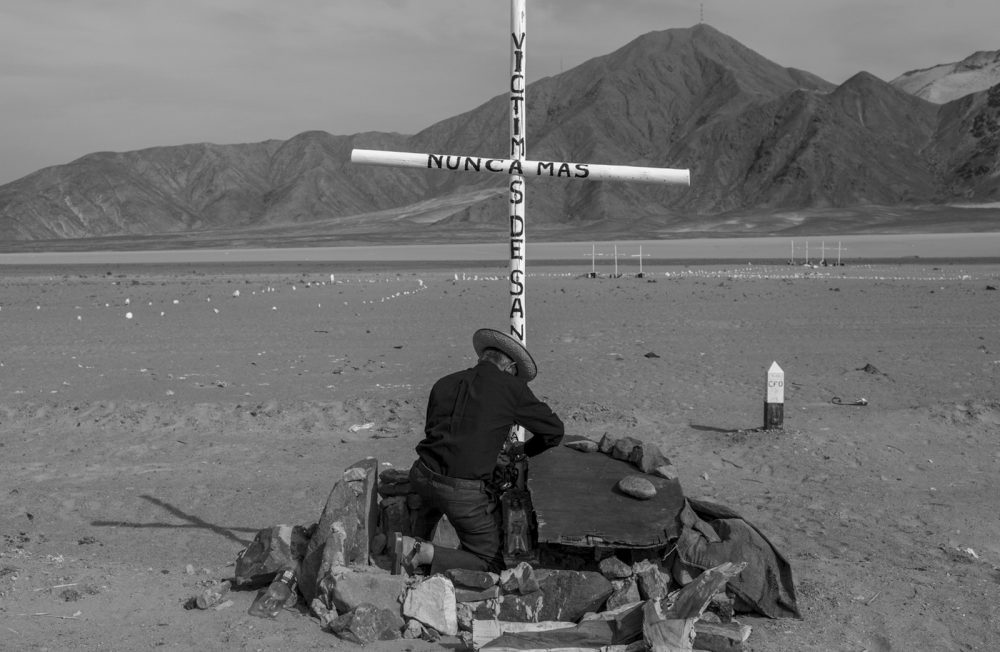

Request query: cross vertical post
[
  {"left": 509, "top": 0, "right": 527, "bottom": 444},
  {"left": 509, "top": 0, "right": 527, "bottom": 345}
]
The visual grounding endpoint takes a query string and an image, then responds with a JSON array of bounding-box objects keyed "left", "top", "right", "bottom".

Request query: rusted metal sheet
[{"left": 527, "top": 439, "right": 685, "bottom": 548}]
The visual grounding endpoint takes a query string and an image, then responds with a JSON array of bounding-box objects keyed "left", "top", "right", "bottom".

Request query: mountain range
[{"left": 1, "top": 24, "right": 998, "bottom": 248}]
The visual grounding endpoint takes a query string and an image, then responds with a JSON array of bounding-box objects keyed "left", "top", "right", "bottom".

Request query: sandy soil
[{"left": 1, "top": 260, "right": 998, "bottom": 652}]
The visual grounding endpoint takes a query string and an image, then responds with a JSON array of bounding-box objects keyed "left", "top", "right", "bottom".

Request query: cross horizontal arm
[{"left": 351, "top": 148, "right": 690, "bottom": 185}]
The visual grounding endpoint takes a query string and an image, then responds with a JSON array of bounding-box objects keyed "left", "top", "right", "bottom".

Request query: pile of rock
[
  {"left": 300, "top": 554, "right": 750, "bottom": 650},
  {"left": 232, "top": 439, "right": 759, "bottom": 650}
]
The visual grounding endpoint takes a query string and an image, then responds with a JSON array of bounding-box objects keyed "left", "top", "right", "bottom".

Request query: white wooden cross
[{"left": 351, "top": 0, "right": 689, "bottom": 348}]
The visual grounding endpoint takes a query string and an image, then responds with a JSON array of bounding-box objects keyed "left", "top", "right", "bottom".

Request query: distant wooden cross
[
  {"left": 352, "top": 0, "right": 689, "bottom": 346},
  {"left": 631, "top": 245, "right": 651, "bottom": 278}
]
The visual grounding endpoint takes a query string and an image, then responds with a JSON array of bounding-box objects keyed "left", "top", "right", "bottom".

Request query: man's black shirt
[{"left": 417, "top": 360, "right": 564, "bottom": 481}]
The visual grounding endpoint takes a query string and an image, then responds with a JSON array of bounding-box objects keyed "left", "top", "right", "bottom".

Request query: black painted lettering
[
  {"left": 510, "top": 141, "right": 525, "bottom": 162},
  {"left": 510, "top": 296, "right": 524, "bottom": 319},
  {"left": 510, "top": 270, "right": 524, "bottom": 296},
  {"left": 510, "top": 213, "right": 524, "bottom": 236},
  {"left": 446, "top": 156, "right": 461, "bottom": 170},
  {"left": 557, "top": 163, "right": 572, "bottom": 177},
  {"left": 486, "top": 159, "right": 504, "bottom": 172},
  {"left": 510, "top": 96, "right": 524, "bottom": 116},
  {"left": 537, "top": 161, "right": 554, "bottom": 176},
  {"left": 508, "top": 158, "right": 523, "bottom": 175},
  {"left": 509, "top": 322, "right": 524, "bottom": 342},
  {"left": 509, "top": 179, "right": 524, "bottom": 205},
  {"left": 575, "top": 163, "right": 590, "bottom": 178},
  {"left": 509, "top": 299, "right": 524, "bottom": 321},
  {"left": 428, "top": 154, "right": 444, "bottom": 169},
  {"left": 511, "top": 32, "right": 525, "bottom": 53},
  {"left": 510, "top": 238, "right": 524, "bottom": 261},
  {"left": 464, "top": 157, "right": 481, "bottom": 172},
  {"left": 510, "top": 74, "right": 524, "bottom": 94}
]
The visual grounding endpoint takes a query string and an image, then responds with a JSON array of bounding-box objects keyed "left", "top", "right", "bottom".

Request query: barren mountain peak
[
  {"left": 891, "top": 48, "right": 1000, "bottom": 104},
  {"left": 1, "top": 28, "right": 998, "bottom": 246}
]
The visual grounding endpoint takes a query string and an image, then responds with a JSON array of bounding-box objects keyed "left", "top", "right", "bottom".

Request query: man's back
[{"left": 417, "top": 360, "right": 563, "bottom": 480}]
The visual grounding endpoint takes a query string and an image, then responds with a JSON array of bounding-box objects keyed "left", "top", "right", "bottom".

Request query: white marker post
[
  {"left": 632, "top": 244, "right": 649, "bottom": 278},
  {"left": 764, "top": 361, "right": 785, "bottom": 430},
  {"left": 351, "top": 0, "right": 690, "bottom": 388}
]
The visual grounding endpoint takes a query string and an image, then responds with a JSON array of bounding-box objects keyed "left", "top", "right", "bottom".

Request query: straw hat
[{"left": 472, "top": 328, "right": 538, "bottom": 381}]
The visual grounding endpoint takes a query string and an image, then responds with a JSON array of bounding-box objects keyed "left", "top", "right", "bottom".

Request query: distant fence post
[{"left": 764, "top": 361, "right": 784, "bottom": 430}]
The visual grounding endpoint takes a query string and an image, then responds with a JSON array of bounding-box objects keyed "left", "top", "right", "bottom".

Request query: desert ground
[{"left": 1, "top": 251, "right": 998, "bottom": 651}]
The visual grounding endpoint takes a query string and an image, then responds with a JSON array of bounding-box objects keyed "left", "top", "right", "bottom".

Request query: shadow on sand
[{"left": 91, "top": 494, "right": 257, "bottom": 546}]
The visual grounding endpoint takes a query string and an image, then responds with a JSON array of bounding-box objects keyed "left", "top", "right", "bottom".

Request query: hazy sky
[{"left": 1, "top": 0, "right": 997, "bottom": 185}]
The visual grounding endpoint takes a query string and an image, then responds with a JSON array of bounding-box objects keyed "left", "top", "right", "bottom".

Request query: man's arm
[{"left": 515, "top": 386, "right": 564, "bottom": 456}]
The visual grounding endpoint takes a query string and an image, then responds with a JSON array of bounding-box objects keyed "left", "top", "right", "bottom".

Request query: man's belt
[{"left": 415, "top": 458, "right": 484, "bottom": 490}]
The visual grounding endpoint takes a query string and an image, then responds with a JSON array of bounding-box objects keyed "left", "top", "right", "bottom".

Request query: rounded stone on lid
[{"left": 618, "top": 475, "right": 657, "bottom": 500}]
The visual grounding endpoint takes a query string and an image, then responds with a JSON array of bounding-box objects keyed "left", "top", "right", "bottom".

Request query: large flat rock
[{"left": 529, "top": 436, "right": 685, "bottom": 547}]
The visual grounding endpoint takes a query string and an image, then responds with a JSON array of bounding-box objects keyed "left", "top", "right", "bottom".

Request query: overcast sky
[{"left": 1, "top": 0, "right": 997, "bottom": 185}]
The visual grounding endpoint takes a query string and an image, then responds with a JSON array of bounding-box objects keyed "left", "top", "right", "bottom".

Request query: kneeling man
[{"left": 395, "top": 328, "right": 564, "bottom": 574}]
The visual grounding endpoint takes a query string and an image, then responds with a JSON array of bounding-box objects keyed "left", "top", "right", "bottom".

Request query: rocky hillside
[
  {"left": 891, "top": 50, "right": 1000, "bottom": 104},
  {"left": 1, "top": 25, "right": 999, "bottom": 244}
]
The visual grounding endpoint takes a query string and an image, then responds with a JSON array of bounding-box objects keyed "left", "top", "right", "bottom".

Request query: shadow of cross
[{"left": 90, "top": 494, "right": 258, "bottom": 546}]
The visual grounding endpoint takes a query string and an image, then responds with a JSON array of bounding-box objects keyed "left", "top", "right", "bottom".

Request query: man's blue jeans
[{"left": 409, "top": 459, "right": 504, "bottom": 574}]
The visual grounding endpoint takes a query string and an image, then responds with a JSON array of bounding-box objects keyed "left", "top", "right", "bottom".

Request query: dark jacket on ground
[{"left": 416, "top": 360, "right": 564, "bottom": 481}]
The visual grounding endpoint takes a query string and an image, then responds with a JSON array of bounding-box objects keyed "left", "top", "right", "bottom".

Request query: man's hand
[{"left": 496, "top": 442, "right": 526, "bottom": 467}]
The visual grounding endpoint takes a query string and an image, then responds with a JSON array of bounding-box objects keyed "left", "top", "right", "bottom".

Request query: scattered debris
[
  {"left": 832, "top": 397, "right": 868, "bottom": 406},
  {"left": 193, "top": 580, "right": 231, "bottom": 609},
  {"left": 857, "top": 363, "right": 885, "bottom": 376}
]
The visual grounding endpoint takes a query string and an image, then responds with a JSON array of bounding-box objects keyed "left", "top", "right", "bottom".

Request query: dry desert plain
[{"left": 1, "top": 248, "right": 999, "bottom": 651}]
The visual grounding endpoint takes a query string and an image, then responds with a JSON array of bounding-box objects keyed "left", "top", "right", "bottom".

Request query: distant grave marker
[
  {"left": 764, "top": 361, "right": 784, "bottom": 430},
  {"left": 586, "top": 243, "right": 598, "bottom": 278},
  {"left": 631, "top": 245, "right": 650, "bottom": 278}
]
